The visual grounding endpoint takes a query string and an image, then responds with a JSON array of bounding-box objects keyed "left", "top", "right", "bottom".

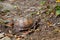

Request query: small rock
[
  {"left": 16, "top": 38, "right": 21, "bottom": 40},
  {"left": 8, "top": 0, "right": 16, "bottom": 2},
  {"left": 0, "top": 33, "right": 4, "bottom": 38},
  {"left": 1, "top": 36, "right": 11, "bottom": 40},
  {"left": 0, "top": 2, "right": 15, "bottom": 11}
]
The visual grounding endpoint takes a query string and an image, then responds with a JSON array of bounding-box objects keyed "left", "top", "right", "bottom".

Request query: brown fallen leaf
[
  {"left": 16, "top": 38, "right": 21, "bottom": 40},
  {"left": 5, "top": 33, "right": 13, "bottom": 37}
]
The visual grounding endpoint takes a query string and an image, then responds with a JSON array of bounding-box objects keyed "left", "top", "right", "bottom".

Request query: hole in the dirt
[
  {"left": 56, "top": 15, "right": 60, "bottom": 18},
  {"left": 4, "top": 26, "right": 8, "bottom": 28},
  {"left": 33, "top": 21, "right": 40, "bottom": 30},
  {"left": 19, "top": 30, "right": 28, "bottom": 32},
  {"left": 5, "top": 22, "right": 9, "bottom": 24},
  {"left": 28, "top": 31, "right": 34, "bottom": 35}
]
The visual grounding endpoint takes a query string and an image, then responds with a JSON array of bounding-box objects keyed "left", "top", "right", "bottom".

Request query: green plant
[
  {"left": 55, "top": 6, "right": 60, "bottom": 16},
  {"left": 40, "top": 1, "right": 46, "bottom": 5},
  {"left": 55, "top": 6, "right": 60, "bottom": 10},
  {"left": 0, "top": 0, "right": 5, "bottom": 2}
]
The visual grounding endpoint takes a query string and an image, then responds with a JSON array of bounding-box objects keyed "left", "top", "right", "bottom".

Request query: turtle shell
[{"left": 13, "top": 16, "right": 33, "bottom": 31}]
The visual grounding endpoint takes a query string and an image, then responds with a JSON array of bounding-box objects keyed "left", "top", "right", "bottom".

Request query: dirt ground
[{"left": 0, "top": 0, "right": 60, "bottom": 40}]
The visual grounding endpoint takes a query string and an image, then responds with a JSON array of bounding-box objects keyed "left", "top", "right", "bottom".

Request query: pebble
[
  {"left": 0, "top": 33, "right": 4, "bottom": 38},
  {"left": 0, "top": 2, "right": 15, "bottom": 11},
  {"left": 16, "top": 38, "right": 21, "bottom": 40},
  {"left": 1, "top": 36, "right": 11, "bottom": 40},
  {"left": 8, "top": 0, "right": 15, "bottom": 2}
]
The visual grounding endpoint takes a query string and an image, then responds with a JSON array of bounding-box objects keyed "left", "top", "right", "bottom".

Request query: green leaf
[
  {"left": 0, "top": 0, "right": 5, "bottom": 2},
  {"left": 31, "top": 12, "right": 37, "bottom": 15},
  {"left": 2, "top": 9, "right": 10, "bottom": 13},
  {"left": 55, "top": 6, "right": 60, "bottom": 10},
  {"left": 40, "top": 1, "right": 46, "bottom": 5},
  {"left": 56, "top": 10, "right": 60, "bottom": 16},
  {"left": 0, "top": 5, "right": 3, "bottom": 9}
]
